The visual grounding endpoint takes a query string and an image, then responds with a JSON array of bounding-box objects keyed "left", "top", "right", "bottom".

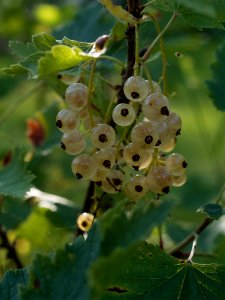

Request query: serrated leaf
[
  {"left": 2, "top": 64, "right": 30, "bottom": 75},
  {"left": 181, "top": 12, "right": 224, "bottom": 30},
  {"left": 32, "top": 33, "right": 57, "bottom": 51},
  {"left": 206, "top": 40, "right": 225, "bottom": 110},
  {"left": 100, "top": 0, "right": 136, "bottom": 25},
  {"left": 90, "top": 241, "right": 225, "bottom": 299},
  {"left": 19, "top": 224, "right": 101, "bottom": 300},
  {"left": 100, "top": 199, "right": 172, "bottom": 255},
  {"left": 59, "top": 37, "right": 93, "bottom": 51},
  {"left": 177, "top": 0, "right": 216, "bottom": 17},
  {"left": 38, "top": 45, "right": 92, "bottom": 76},
  {"left": 0, "top": 149, "right": 35, "bottom": 198},
  {"left": 8, "top": 41, "right": 38, "bottom": 58},
  {"left": 197, "top": 203, "right": 224, "bottom": 220},
  {"left": 0, "top": 268, "right": 28, "bottom": 300}
]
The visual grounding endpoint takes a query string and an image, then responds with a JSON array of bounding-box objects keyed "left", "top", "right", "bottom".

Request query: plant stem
[
  {"left": 141, "top": 11, "right": 177, "bottom": 63},
  {"left": 0, "top": 226, "right": 23, "bottom": 269},
  {"left": 187, "top": 234, "right": 198, "bottom": 262},
  {"left": 98, "top": 55, "right": 126, "bottom": 69},
  {"left": 87, "top": 60, "right": 97, "bottom": 129},
  {"left": 134, "top": 24, "right": 140, "bottom": 76}
]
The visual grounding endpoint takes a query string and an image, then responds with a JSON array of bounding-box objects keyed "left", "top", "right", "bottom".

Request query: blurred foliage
[{"left": 0, "top": 0, "right": 225, "bottom": 298}]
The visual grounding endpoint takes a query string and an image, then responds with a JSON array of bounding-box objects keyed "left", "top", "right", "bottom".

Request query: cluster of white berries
[{"left": 56, "top": 76, "right": 187, "bottom": 232}]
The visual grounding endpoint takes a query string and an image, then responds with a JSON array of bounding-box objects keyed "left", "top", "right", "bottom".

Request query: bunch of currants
[{"left": 56, "top": 75, "right": 187, "bottom": 232}]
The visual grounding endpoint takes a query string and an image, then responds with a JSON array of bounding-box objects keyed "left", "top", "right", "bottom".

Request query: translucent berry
[
  {"left": 65, "top": 83, "right": 88, "bottom": 111},
  {"left": 77, "top": 212, "right": 94, "bottom": 232},
  {"left": 71, "top": 154, "right": 97, "bottom": 179},
  {"left": 154, "top": 121, "right": 168, "bottom": 146},
  {"left": 123, "top": 143, "right": 149, "bottom": 167},
  {"left": 131, "top": 121, "right": 158, "bottom": 149},
  {"left": 92, "top": 148, "right": 116, "bottom": 171},
  {"left": 112, "top": 103, "right": 136, "bottom": 126},
  {"left": 166, "top": 112, "right": 182, "bottom": 136},
  {"left": 147, "top": 166, "right": 173, "bottom": 194},
  {"left": 56, "top": 109, "right": 79, "bottom": 133},
  {"left": 125, "top": 175, "right": 148, "bottom": 199},
  {"left": 61, "top": 130, "right": 86, "bottom": 155},
  {"left": 90, "top": 168, "right": 108, "bottom": 183},
  {"left": 124, "top": 76, "right": 149, "bottom": 102},
  {"left": 165, "top": 153, "right": 187, "bottom": 176},
  {"left": 101, "top": 170, "right": 124, "bottom": 194},
  {"left": 142, "top": 93, "right": 170, "bottom": 121},
  {"left": 173, "top": 173, "right": 187, "bottom": 187},
  {"left": 91, "top": 123, "right": 116, "bottom": 149},
  {"left": 159, "top": 135, "right": 176, "bottom": 153},
  {"left": 146, "top": 80, "right": 162, "bottom": 95}
]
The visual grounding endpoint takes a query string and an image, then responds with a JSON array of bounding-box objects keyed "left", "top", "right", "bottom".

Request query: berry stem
[
  {"left": 134, "top": 24, "right": 140, "bottom": 76},
  {"left": 141, "top": 11, "right": 177, "bottom": 63},
  {"left": 141, "top": 61, "right": 155, "bottom": 92},
  {"left": 98, "top": 55, "right": 126, "bottom": 69},
  {"left": 87, "top": 59, "right": 97, "bottom": 129}
]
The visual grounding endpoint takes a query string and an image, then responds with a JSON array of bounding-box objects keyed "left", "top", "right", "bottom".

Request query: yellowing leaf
[{"left": 100, "top": 0, "right": 136, "bottom": 25}]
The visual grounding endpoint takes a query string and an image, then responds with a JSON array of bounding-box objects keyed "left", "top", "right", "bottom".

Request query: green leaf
[
  {"left": 100, "top": 0, "right": 136, "bottom": 25},
  {"left": 177, "top": 0, "right": 216, "bottom": 17},
  {"left": 8, "top": 41, "right": 38, "bottom": 58},
  {"left": 0, "top": 197, "right": 32, "bottom": 229},
  {"left": 100, "top": 199, "right": 172, "bottom": 255},
  {"left": 206, "top": 40, "right": 225, "bottom": 111},
  {"left": 0, "top": 148, "right": 35, "bottom": 198},
  {"left": 19, "top": 224, "right": 101, "bottom": 300},
  {"left": 32, "top": 33, "right": 57, "bottom": 51},
  {"left": 2, "top": 64, "right": 30, "bottom": 75},
  {"left": 38, "top": 45, "right": 92, "bottom": 76},
  {"left": 197, "top": 203, "right": 224, "bottom": 220},
  {"left": 0, "top": 268, "right": 28, "bottom": 300},
  {"left": 90, "top": 241, "right": 225, "bottom": 299},
  {"left": 59, "top": 37, "right": 93, "bottom": 51},
  {"left": 180, "top": 12, "right": 224, "bottom": 30}
]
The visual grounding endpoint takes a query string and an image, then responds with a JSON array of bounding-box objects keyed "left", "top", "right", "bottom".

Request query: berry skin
[
  {"left": 92, "top": 148, "right": 116, "bottom": 171},
  {"left": 142, "top": 93, "right": 170, "bottom": 121},
  {"left": 124, "top": 76, "right": 149, "bottom": 102},
  {"left": 123, "top": 143, "right": 149, "bottom": 167},
  {"left": 159, "top": 135, "right": 176, "bottom": 153},
  {"left": 112, "top": 103, "right": 136, "bottom": 127},
  {"left": 173, "top": 173, "right": 187, "bottom": 187},
  {"left": 154, "top": 121, "right": 168, "bottom": 146},
  {"left": 147, "top": 166, "right": 173, "bottom": 194},
  {"left": 101, "top": 169, "right": 124, "bottom": 194},
  {"left": 166, "top": 112, "right": 182, "bottom": 136},
  {"left": 146, "top": 80, "right": 162, "bottom": 95},
  {"left": 56, "top": 109, "right": 79, "bottom": 133},
  {"left": 77, "top": 212, "right": 94, "bottom": 232},
  {"left": 91, "top": 123, "right": 116, "bottom": 149},
  {"left": 125, "top": 175, "right": 148, "bottom": 200},
  {"left": 61, "top": 130, "right": 86, "bottom": 155},
  {"left": 131, "top": 121, "right": 158, "bottom": 149},
  {"left": 165, "top": 153, "right": 187, "bottom": 176},
  {"left": 71, "top": 154, "right": 97, "bottom": 179},
  {"left": 65, "top": 83, "right": 88, "bottom": 111}
]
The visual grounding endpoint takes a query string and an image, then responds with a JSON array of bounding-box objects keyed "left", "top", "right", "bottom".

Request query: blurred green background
[{"left": 0, "top": 0, "right": 225, "bottom": 277}]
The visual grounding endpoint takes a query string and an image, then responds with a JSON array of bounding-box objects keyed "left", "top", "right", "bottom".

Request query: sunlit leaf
[{"left": 32, "top": 33, "right": 57, "bottom": 51}]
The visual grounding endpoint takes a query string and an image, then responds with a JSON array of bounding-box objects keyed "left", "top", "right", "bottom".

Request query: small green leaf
[
  {"left": 0, "top": 268, "right": 28, "bottom": 300},
  {"left": 59, "top": 37, "right": 93, "bottom": 50},
  {"left": 2, "top": 64, "right": 30, "bottom": 75},
  {"left": 19, "top": 224, "right": 101, "bottom": 300},
  {"left": 197, "top": 203, "right": 224, "bottom": 220},
  {"left": 38, "top": 45, "right": 92, "bottom": 76},
  {"left": 90, "top": 241, "right": 225, "bottom": 299},
  {"left": 177, "top": 0, "right": 216, "bottom": 17},
  {"left": 32, "top": 33, "right": 57, "bottom": 51},
  {"left": 100, "top": 199, "right": 172, "bottom": 255},
  {"left": 100, "top": 0, "right": 136, "bottom": 25},
  {"left": 8, "top": 41, "right": 38, "bottom": 58},
  {"left": 181, "top": 12, "right": 224, "bottom": 30},
  {"left": 0, "top": 148, "right": 35, "bottom": 198},
  {"left": 206, "top": 40, "right": 225, "bottom": 111}
]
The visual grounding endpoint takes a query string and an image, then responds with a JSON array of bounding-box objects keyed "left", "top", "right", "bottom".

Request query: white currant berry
[
  {"left": 173, "top": 173, "right": 187, "bottom": 187},
  {"left": 112, "top": 103, "right": 136, "bottom": 126},
  {"left": 142, "top": 93, "right": 170, "bottom": 121},
  {"left": 71, "top": 154, "right": 97, "bottom": 179},
  {"left": 131, "top": 121, "right": 158, "bottom": 149},
  {"left": 166, "top": 112, "right": 182, "bottom": 136},
  {"left": 101, "top": 169, "right": 124, "bottom": 194},
  {"left": 146, "top": 80, "right": 162, "bottom": 95},
  {"left": 147, "top": 166, "right": 173, "bottom": 194},
  {"left": 56, "top": 109, "right": 79, "bottom": 133},
  {"left": 90, "top": 167, "right": 108, "bottom": 183},
  {"left": 92, "top": 148, "right": 116, "bottom": 171},
  {"left": 124, "top": 76, "right": 149, "bottom": 102},
  {"left": 65, "top": 83, "right": 88, "bottom": 111},
  {"left": 78, "top": 108, "right": 89, "bottom": 119},
  {"left": 123, "top": 143, "right": 149, "bottom": 167},
  {"left": 91, "top": 123, "right": 116, "bottom": 149},
  {"left": 77, "top": 212, "right": 94, "bottom": 232},
  {"left": 125, "top": 175, "right": 148, "bottom": 199},
  {"left": 61, "top": 130, "right": 86, "bottom": 155},
  {"left": 154, "top": 121, "right": 168, "bottom": 147},
  {"left": 165, "top": 153, "right": 187, "bottom": 176},
  {"left": 159, "top": 135, "right": 176, "bottom": 153}
]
